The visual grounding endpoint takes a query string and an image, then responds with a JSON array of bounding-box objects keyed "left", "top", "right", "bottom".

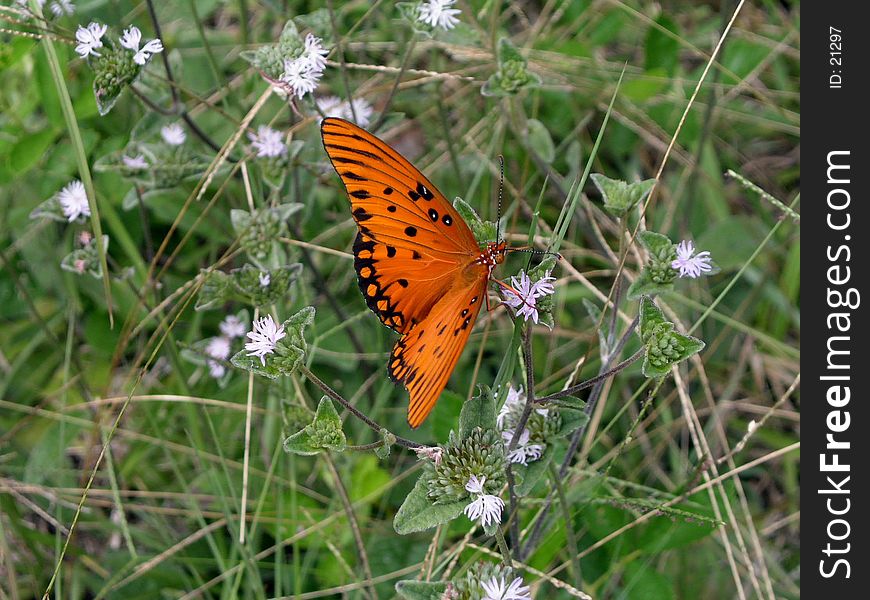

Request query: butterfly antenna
[
  {"left": 508, "top": 247, "right": 564, "bottom": 261},
  {"left": 496, "top": 155, "right": 504, "bottom": 243}
]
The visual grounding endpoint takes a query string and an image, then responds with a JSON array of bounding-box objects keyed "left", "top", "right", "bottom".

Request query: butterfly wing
[
  {"left": 389, "top": 274, "right": 488, "bottom": 428},
  {"left": 321, "top": 117, "right": 481, "bottom": 334}
]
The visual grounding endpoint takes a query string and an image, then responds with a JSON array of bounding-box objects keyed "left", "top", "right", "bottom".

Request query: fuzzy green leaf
[
  {"left": 555, "top": 407, "right": 589, "bottom": 437},
  {"left": 283, "top": 397, "right": 347, "bottom": 455},
  {"left": 627, "top": 270, "right": 674, "bottom": 300},
  {"left": 195, "top": 270, "right": 233, "bottom": 311},
  {"left": 394, "top": 474, "right": 466, "bottom": 534},
  {"left": 526, "top": 119, "right": 555, "bottom": 164},
  {"left": 591, "top": 174, "right": 655, "bottom": 217},
  {"left": 395, "top": 580, "right": 449, "bottom": 600},
  {"left": 459, "top": 385, "right": 497, "bottom": 440},
  {"left": 514, "top": 446, "right": 554, "bottom": 496}
]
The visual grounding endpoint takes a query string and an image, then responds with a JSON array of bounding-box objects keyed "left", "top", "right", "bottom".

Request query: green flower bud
[
  {"left": 426, "top": 427, "right": 507, "bottom": 504},
  {"left": 91, "top": 45, "right": 141, "bottom": 115}
]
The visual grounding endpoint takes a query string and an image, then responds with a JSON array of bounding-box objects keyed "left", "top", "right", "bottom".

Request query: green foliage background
[{"left": 0, "top": 0, "right": 799, "bottom": 598}]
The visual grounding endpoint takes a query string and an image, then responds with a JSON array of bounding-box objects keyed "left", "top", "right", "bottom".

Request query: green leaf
[
  {"left": 514, "top": 446, "right": 553, "bottom": 496},
  {"left": 526, "top": 119, "right": 555, "bottom": 164},
  {"left": 10, "top": 129, "right": 56, "bottom": 175},
  {"left": 638, "top": 297, "right": 705, "bottom": 378},
  {"left": 374, "top": 428, "right": 396, "bottom": 459},
  {"left": 459, "top": 385, "right": 497, "bottom": 439},
  {"left": 644, "top": 15, "right": 681, "bottom": 76},
  {"left": 627, "top": 270, "right": 673, "bottom": 301},
  {"left": 554, "top": 408, "right": 589, "bottom": 437},
  {"left": 638, "top": 230, "right": 673, "bottom": 255},
  {"left": 195, "top": 270, "right": 233, "bottom": 311},
  {"left": 590, "top": 174, "right": 655, "bottom": 218},
  {"left": 393, "top": 475, "right": 466, "bottom": 534},
  {"left": 452, "top": 196, "right": 496, "bottom": 244},
  {"left": 546, "top": 395, "right": 587, "bottom": 412},
  {"left": 623, "top": 561, "right": 674, "bottom": 600},
  {"left": 638, "top": 296, "right": 667, "bottom": 341},
  {"left": 283, "top": 397, "right": 347, "bottom": 455},
  {"left": 395, "top": 580, "right": 449, "bottom": 600}
]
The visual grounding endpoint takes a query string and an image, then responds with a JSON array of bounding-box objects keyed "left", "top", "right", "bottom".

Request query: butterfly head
[{"left": 478, "top": 240, "right": 508, "bottom": 269}]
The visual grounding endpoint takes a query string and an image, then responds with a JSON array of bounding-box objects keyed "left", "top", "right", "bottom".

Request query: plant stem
[
  {"left": 494, "top": 528, "right": 513, "bottom": 569},
  {"left": 300, "top": 365, "right": 421, "bottom": 449}
]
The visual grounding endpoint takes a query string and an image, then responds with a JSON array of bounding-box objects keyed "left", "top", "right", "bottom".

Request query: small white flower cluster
[
  {"left": 279, "top": 33, "right": 329, "bottom": 98},
  {"left": 258, "top": 272, "right": 271, "bottom": 287},
  {"left": 671, "top": 240, "right": 713, "bottom": 279},
  {"left": 203, "top": 315, "right": 248, "bottom": 379},
  {"left": 248, "top": 126, "right": 287, "bottom": 159},
  {"left": 245, "top": 315, "right": 286, "bottom": 366},
  {"left": 497, "top": 386, "right": 547, "bottom": 466},
  {"left": 161, "top": 123, "right": 186, "bottom": 146},
  {"left": 75, "top": 22, "right": 164, "bottom": 65},
  {"left": 501, "top": 271, "right": 556, "bottom": 325},
  {"left": 418, "top": 0, "right": 461, "bottom": 31},
  {"left": 481, "top": 574, "right": 533, "bottom": 600},
  {"left": 57, "top": 180, "right": 91, "bottom": 222},
  {"left": 315, "top": 96, "right": 374, "bottom": 128},
  {"left": 463, "top": 475, "right": 504, "bottom": 528}
]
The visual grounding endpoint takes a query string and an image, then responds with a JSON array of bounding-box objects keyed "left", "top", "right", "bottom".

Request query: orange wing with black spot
[
  {"left": 321, "top": 117, "right": 488, "bottom": 427},
  {"left": 389, "top": 276, "right": 488, "bottom": 427}
]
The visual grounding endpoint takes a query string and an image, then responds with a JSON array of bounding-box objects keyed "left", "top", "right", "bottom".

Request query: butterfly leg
[{"left": 490, "top": 277, "right": 538, "bottom": 312}]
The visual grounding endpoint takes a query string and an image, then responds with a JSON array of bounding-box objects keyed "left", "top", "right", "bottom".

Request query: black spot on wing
[{"left": 417, "top": 182, "right": 434, "bottom": 200}]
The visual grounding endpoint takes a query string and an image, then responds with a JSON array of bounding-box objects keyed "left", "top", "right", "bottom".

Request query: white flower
[
  {"left": 315, "top": 96, "right": 375, "bottom": 127},
  {"left": 414, "top": 445, "right": 444, "bottom": 466},
  {"left": 57, "top": 180, "right": 90, "bottom": 222},
  {"left": 497, "top": 385, "right": 548, "bottom": 429},
  {"left": 501, "top": 271, "right": 555, "bottom": 325},
  {"left": 161, "top": 123, "right": 186, "bottom": 146},
  {"left": 245, "top": 315, "right": 286, "bottom": 365},
  {"left": 119, "top": 26, "right": 164, "bottom": 65},
  {"left": 219, "top": 315, "right": 247, "bottom": 339},
  {"left": 463, "top": 475, "right": 504, "bottom": 527},
  {"left": 75, "top": 22, "right": 106, "bottom": 58},
  {"left": 259, "top": 272, "right": 271, "bottom": 287},
  {"left": 481, "top": 575, "right": 532, "bottom": 600},
  {"left": 280, "top": 56, "right": 321, "bottom": 98},
  {"left": 118, "top": 26, "right": 142, "bottom": 51},
  {"left": 671, "top": 240, "right": 713, "bottom": 279},
  {"left": 303, "top": 33, "right": 329, "bottom": 71},
  {"left": 316, "top": 95, "right": 345, "bottom": 119},
  {"left": 418, "top": 0, "right": 461, "bottom": 31},
  {"left": 205, "top": 336, "right": 231, "bottom": 361},
  {"left": 502, "top": 429, "right": 543, "bottom": 465},
  {"left": 50, "top": 0, "right": 74, "bottom": 16},
  {"left": 134, "top": 39, "right": 164, "bottom": 65},
  {"left": 122, "top": 154, "right": 148, "bottom": 170},
  {"left": 346, "top": 98, "right": 374, "bottom": 127},
  {"left": 205, "top": 336, "right": 231, "bottom": 380},
  {"left": 207, "top": 361, "right": 226, "bottom": 379},
  {"left": 248, "top": 125, "right": 286, "bottom": 158}
]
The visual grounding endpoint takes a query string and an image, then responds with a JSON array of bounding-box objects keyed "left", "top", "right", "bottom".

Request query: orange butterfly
[{"left": 322, "top": 117, "right": 514, "bottom": 428}]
